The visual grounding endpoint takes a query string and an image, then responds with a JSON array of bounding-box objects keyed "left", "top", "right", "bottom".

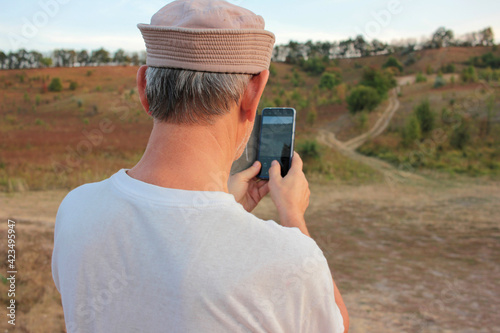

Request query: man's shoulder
[{"left": 57, "top": 176, "right": 114, "bottom": 216}]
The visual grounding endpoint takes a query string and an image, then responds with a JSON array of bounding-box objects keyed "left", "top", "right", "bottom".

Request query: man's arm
[{"left": 334, "top": 279, "right": 349, "bottom": 333}]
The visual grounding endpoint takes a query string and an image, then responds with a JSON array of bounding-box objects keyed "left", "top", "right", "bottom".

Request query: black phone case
[{"left": 230, "top": 114, "right": 261, "bottom": 175}]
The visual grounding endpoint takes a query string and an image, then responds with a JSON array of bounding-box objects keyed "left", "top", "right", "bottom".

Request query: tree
[
  {"left": 414, "top": 100, "right": 435, "bottom": 135},
  {"left": 299, "top": 57, "right": 326, "bottom": 75},
  {"left": 130, "top": 52, "right": 140, "bottom": 66},
  {"left": 402, "top": 115, "right": 422, "bottom": 147},
  {"left": 450, "top": 118, "right": 470, "bottom": 150},
  {"left": 360, "top": 67, "right": 396, "bottom": 99},
  {"left": 347, "top": 85, "right": 381, "bottom": 114},
  {"left": 431, "top": 27, "right": 454, "bottom": 48},
  {"left": 461, "top": 66, "right": 478, "bottom": 83},
  {"left": 319, "top": 72, "right": 341, "bottom": 90},
  {"left": 382, "top": 56, "right": 403, "bottom": 73},
  {"left": 91, "top": 48, "right": 110, "bottom": 65},
  {"left": 479, "top": 27, "right": 494, "bottom": 46},
  {"left": 48, "top": 78, "right": 63, "bottom": 92},
  {"left": 0, "top": 51, "right": 6, "bottom": 69},
  {"left": 40, "top": 57, "right": 52, "bottom": 67},
  {"left": 77, "top": 50, "right": 89, "bottom": 66},
  {"left": 113, "top": 49, "right": 130, "bottom": 65}
]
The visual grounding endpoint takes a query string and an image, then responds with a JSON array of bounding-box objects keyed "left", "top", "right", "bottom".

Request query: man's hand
[
  {"left": 268, "top": 152, "right": 311, "bottom": 237},
  {"left": 228, "top": 161, "right": 269, "bottom": 212}
]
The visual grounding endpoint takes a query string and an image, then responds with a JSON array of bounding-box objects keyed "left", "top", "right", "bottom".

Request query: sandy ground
[{"left": 1, "top": 176, "right": 499, "bottom": 332}]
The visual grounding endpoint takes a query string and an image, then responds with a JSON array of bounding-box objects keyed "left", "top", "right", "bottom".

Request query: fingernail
[
  {"left": 253, "top": 161, "right": 260, "bottom": 167},
  {"left": 271, "top": 160, "right": 278, "bottom": 166}
]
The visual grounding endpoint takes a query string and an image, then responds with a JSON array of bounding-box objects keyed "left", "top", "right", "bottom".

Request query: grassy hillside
[{"left": 1, "top": 46, "right": 499, "bottom": 191}]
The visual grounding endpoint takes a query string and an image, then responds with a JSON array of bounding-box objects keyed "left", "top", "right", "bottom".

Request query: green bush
[
  {"left": 441, "top": 63, "right": 456, "bottom": 73},
  {"left": 382, "top": 56, "right": 403, "bottom": 73},
  {"left": 433, "top": 74, "right": 446, "bottom": 88},
  {"left": 461, "top": 66, "right": 478, "bottom": 83},
  {"left": 415, "top": 72, "right": 427, "bottom": 83},
  {"left": 299, "top": 57, "right": 326, "bottom": 75},
  {"left": 306, "top": 108, "right": 317, "bottom": 126},
  {"left": 269, "top": 63, "right": 278, "bottom": 77},
  {"left": 319, "top": 72, "right": 342, "bottom": 90},
  {"left": 414, "top": 100, "right": 436, "bottom": 135},
  {"left": 402, "top": 115, "right": 422, "bottom": 147},
  {"left": 69, "top": 81, "right": 78, "bottom": 90},
  {"left": 468, "top": 52, "right": 500, "bottom": 69},
  {"left": 450, "top": 118, "right": 471, "bottom": 150},
  {"left": 48, "top": 78, "right": 63, "bottom": 92},
  {"left": 347, "top": 85, "right": 381, "bottom": 114},
  {"left": 360, "top": 67, "right": 396, "bottom": 99},
  {"left": 297, "top": 139, "right": 322, "bottom": 160}
]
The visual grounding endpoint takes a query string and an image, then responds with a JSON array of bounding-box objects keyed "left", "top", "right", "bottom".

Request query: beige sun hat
[{"left": 137, "top": 0, "right": 276, "bottom": 74}]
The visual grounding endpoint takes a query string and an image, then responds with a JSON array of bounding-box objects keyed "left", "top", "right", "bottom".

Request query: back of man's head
[{"left": 137, "top": 0, "right": 275, "bottom": 124}]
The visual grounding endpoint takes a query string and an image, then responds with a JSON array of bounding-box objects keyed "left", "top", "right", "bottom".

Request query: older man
[{"left": 52, "top": 0, "right": 348, "bottom": 332}]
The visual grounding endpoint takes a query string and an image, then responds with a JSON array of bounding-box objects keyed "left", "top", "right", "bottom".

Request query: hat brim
[{"left": 138, "top": 24, "right": 276, "bottom": 74}]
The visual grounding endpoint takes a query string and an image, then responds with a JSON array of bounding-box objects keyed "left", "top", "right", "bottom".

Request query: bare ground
[{"left": 1, "top": 176, "right": 499, "bottom": 332}]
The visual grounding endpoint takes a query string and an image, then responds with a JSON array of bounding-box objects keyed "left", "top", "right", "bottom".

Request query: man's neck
[{"left": 127, "top": 120, "right": 238, "bottom": 192}]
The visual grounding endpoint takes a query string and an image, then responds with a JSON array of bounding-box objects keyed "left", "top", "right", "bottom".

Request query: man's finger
[
  {"left": 268, "top": 160, "right": 282, "bottom": 181},
  {"left": 237, "top": 161, "right": 261, "bottom": 181},
  {"left": 289, "top": 152, "right": 303, "bottom": 173}
]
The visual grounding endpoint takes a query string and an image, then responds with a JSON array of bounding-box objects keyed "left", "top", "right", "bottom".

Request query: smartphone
[{"left": 257, "top": 108, "right": 296, "bottom": 179}]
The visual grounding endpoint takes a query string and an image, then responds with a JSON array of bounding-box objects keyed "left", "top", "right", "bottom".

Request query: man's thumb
[{"left": 239, "top": 161, "right": 261, "bottom": 180}]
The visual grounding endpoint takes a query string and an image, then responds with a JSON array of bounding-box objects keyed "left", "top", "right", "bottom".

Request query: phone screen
[{"left": 257, "top": 108, "right": 296, "bottom": 179}]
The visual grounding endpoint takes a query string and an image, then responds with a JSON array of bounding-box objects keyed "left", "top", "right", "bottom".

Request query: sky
[{"left": 1, "top": 0, "right": 499, "bottom": 54}]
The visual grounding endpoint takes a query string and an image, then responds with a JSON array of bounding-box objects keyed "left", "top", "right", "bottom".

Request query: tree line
[
  {"left": 0, "top": 48, "right": 146, "bottom": 70},
  {"left": 272, "top": 26, "right": 495, "bottom": 63},
  {"left": 0, "top": 26, "right": 495, "bottom": 70}
]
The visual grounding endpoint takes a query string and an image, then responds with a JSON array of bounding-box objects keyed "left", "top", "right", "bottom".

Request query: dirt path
[
  {"left": 343, "top": 87, "right": 400, "bottom": 151},
  {"left": 317, "top": 76, "right": 431, "bottom": 185}
]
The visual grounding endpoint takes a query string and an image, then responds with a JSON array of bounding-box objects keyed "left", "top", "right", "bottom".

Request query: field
[{"left": 1, "top": 46, "right": 500, "bottom": 332}]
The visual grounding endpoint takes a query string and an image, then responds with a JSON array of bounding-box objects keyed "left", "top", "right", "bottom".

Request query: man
[{"left": 52, "top": 0, "right": 349, "bottom": 332}]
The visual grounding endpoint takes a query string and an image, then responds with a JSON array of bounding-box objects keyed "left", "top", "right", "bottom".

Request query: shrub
[
  {"left": 433, "top": 74, "right": 446, "bottom": 88},
  {"left": 426, "top": 64, "right": 434, "bottom": 75},
  {"left": 461, "top": 66, "right": 478, "bottom": 83},
  {"left": 306, "top": 108, "right": 317, "bottom": 126},
  {"left": 450, "top": 118, "right": 470, "bottom": 150},
  {"left": 360, "top": 67, "right": 396, "bottom": 99},
  {"left": 415, "top": 72, "right": 427, "bottom": 83},
  {"left": 48, "top": 78, "right": 63, "bottom": 92},
  {"left": 441, "top": 63, "right": 456, "bottom": 73},
  {"left": 347, "top": 85, "right": 381, "bottom": 114},
  {"left": 34, "top": 118, "right": 45, "bottom": 126},
  {"left": 69, "top": 81, "right": 78, "bottom": 90},
  {"left": 382, "top": 56, "right": 404, "bottom": 73},
  {"left": 297, "top": 139, "right": 321, "bottom": 160},
  {"left": 414, "top": 100, "right": 435, "bottom": 135},
  {"left": 299, "top": 57, "right": 326, "bottom": 75},
  {"left": 319, "top": 72, "right": 341, "bottom": 90},
  {"left": 402, "top": 115, "right": 422, "bottom": 147},
  {"left": 269, "top": 63, "right": 278, "bottom": 77}
]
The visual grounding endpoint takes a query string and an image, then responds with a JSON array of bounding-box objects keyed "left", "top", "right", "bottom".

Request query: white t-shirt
[{"left": 52, "top": 169, "right": 344, "bottom": 333}]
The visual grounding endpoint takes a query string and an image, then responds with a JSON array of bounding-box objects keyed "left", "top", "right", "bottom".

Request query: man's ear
[
  {"left": 137, "top": 65, "right": 150, "bottom": 115},
  {"left": 240, "top": 69, "right": 269, "bottom": 122}
]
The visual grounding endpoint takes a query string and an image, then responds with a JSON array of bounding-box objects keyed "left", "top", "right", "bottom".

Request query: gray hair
[{"left": 145, "top": 67, "right": 252, "bottom": 124}]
